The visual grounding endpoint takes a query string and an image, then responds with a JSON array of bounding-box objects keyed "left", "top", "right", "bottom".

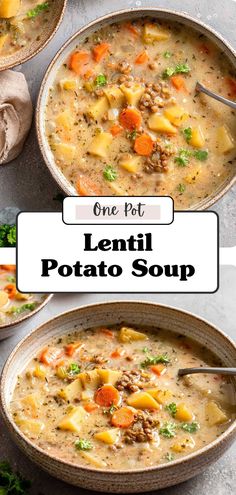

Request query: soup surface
[
  {"left": 0, "top": 265, "right": 46, "bottom": 325},
  {"left": 11, "top": 325, "right": 234, "bottom": 470},
  {"left": 0, "top": 1, "right": 52, "bottom": 56},
  {"left": 45, "top": 18, "right": 236, "bottom": 209}
]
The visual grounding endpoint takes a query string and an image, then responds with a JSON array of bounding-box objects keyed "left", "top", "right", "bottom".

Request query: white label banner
[{"left": 17, "top": 211, "right": 218, "bottom": 293}]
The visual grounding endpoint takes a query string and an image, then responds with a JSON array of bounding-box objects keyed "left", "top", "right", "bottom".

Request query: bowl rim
[
  {"left": 1, "top": 300, "right": 236, "bottom": 475},
  {"left": 36, "top": 6, "right": 236, "bottom": 210},
  {"left": 0, "top": 293, "right": 53, "bottom": 331},
  {"left": 0, "top": 0, "right": 68, "bottom": 72}
]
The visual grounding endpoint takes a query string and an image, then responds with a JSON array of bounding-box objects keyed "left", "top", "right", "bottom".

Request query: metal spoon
[
  {"left": 178, "top": 367, "right": 236, "bottom": 377},
  {"left": 196, "top": 81, "right": 236, "bottom": 110}
]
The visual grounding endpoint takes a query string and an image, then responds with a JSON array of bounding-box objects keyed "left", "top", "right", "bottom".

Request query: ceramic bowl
[
  {"left": 0, "top": 0, "right": 67, "bottom": 71},
  {"left": 0, "top": 294, "right": 53, "bottom": 340},
  {"left": 0, "top": 301, "right": 236, "bottom": 492},
  {"left": 36, "top": 7, "right": 236, "bottom": 210}
]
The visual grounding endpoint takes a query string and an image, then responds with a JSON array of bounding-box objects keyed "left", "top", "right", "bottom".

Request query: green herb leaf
[
  {"left": 8, "top": 303, "right": 36, "bottom": 315},
  {"left": 141, "top": 354, "right": 170, "bottom": 368},
  {"left": 166, "top": 452, "right": 175, "bottom": 462},
  {"left": 68, "top": 363, "right": 81, "bottom": 376},
  {"left": 103, "top": 166, "right": 118, "bottom": 182},
  {"left": 177, "top": 183, "right": 186, "bottom": 193},
  {"left": 165, "top": 402, "right": 177, "bottom": 417},
  {"left": 27, "top": 2, "right": 49, "bottom": 18},
  {"left": 0, "top": 461, "right": 31, "bottom": 495},
  {"left": 162, "top": 67, "right": 175, "bottom": 78},
  {"left": 0, "top": 225, "right": 16, "bottom": 247},
  {"left": 193, "top": 150, "right": 208, "bottom": 161},
  {"left": 159, "top": 422, "right": 176, "bottom": 438},
  {"left": 163, "top": 51, "right": 172, "bottom": 59},
  {"left": 174, "top": 149, "right": 191, "bottom": 167},
  {"left": 142, "top": 347, "right": 150, "bottom": 353},
  {"left": 75, "top": 439, "right": 93, "bottom": 451},
  {"left": 7, "top": 276, "right": 15, "bottom": 283},
  {"left": 183, "top": 127, "right": 192, "bottom": 143},
  {"left": 163, "top": 63, "right": 190, "bottom": 78},
  {"left": 126, "top": 130, "right": 137, "bottom": 140},
  {"left": 94, "top": 74, "right": 107, "bottom": 87},
  {"left": 180, "top": 422, "right": 200, "bottom": 433}
]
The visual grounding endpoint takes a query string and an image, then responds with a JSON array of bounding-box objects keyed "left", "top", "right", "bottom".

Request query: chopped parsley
[
  {"left": 108, "top": 404, "right": 117, "bottom": 415},
  {"left": 27, "top": 2, "right": 49, "bottom": 18},
  {"left": 0, "top": 224, "right": 16, "bottom": 247},
  {"left": 183, "top": 127, "right": 192, "bottom": 143},
  {"left": 163, "top": 63, "right": 190, "bottom": 79},
  {"left": 103, "top": 166, "right": 118, "bottom": 182},
  {"left": 0, "top": 460, "right": 31, "bottom": 494},
  {"left": 67, "top": 363, "right": 81, "bottom": 376},
  {"left": 7, "top": 276, "right": 16, "bottom": 283},
  {"left": 141, "top": 354, "right": 170, "bottom": 368},
  {"left": 75, "top": 439, "right": 93, "bottom": 451},
  {"left": 165, "top": 402, "right": 177, "bottom": 417},
  {"left": 159, "top": 422, "right": 176, "bottom": 438},
  {"left": 126, "top": 130, "right": 137, "bottom": 140},
  {"left": 163, "top": 51, "right": 172, "bottom": 59},
  {"left": 180, "top": 422, "right": 200, "bottom": 433},
  {"left": 177, "top": 183, "right": 186, "bottom": 193},
  {"left": 193, "top": 150, "right": 208, "bottom": 161},
  {"left": 8, "top": 303, "right": 36, "bottom": 315},
  {"left": 94, "top": 74, "right": 107, "bottom": 87},
  {"left": 142, "top": 347, "right": 150, "bottom": 353},
  {"left": 166, "top": 452, "right": 175, "bottom": 462},
  {"left": 174, "top": 149, "right": 191, "bottom": 167}
]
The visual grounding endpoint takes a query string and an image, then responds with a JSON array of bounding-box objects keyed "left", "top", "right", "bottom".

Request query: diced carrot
[
  {"left": 110, "top": 349, "right": 124, "bottom": 359},
  {"left": 171, "top": 75, "right": 187, "bottom": 92},
  {"left": 150, "top": 364, "right": 167, "bottom": 376},
  {"left": 83, "top": 69, "right": 94, "bottom": 80},
  {"left": 125, "top": 23, "right": 139, "bottom": 37},
  {"left": 198, "top": 43, "right": 210, "bottom": 55},
  {"left": 69, "top": 51, "right": 90, "bottom": 75},
  {"left": 134, "top": 134, "right": 154, "bottom": 156},
  {"left": 76, "top": 176, "right": 102, "bottom": 196},
  {"left": 4, "top": 284, "right": 16, "bottom": 299},
  {"left": 111, "top": 407, "right": 135, "bottom": 428},
  {"left": 39, "top": 347, "right": 63, "bottom": 366},
  {"left": 135, "top": 51, "right": 149, "bottom": 65},
  {"left": 65, "top": 341, "right": 84, "bottom": 357},
  {"left": 92, "top": 42, "right": 110, "bottom": 62},
  {"left": 84, "top": 401, "right": 99, "bottom": 413},
  {"left": 100, "top": 328, "right": 114, "bottom": 338},
  {"left": 225, "top": 76, "right": 236, "bottom": 97},
  {"left": 94, "top": 384, "right": 120, "bottom": 407},
  {"left": 109, "top": 124, "right": 123, "bottom": 136},
  {"left": 0, "top": 265, "right": 16, "bottom": 271},
  {"left": 119, "top": 108, "right": 142, "bottom": 131}
]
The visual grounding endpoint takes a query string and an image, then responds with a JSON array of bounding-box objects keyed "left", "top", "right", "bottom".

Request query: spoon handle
[
  {"left": 178, "top": 367, "right": 236, "bottom": 377},
  {"left": 196, "top": 81, "right": 236, "bottom": 110}
]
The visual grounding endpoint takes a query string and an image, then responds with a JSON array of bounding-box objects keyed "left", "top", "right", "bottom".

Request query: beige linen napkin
[{"left": 0, "top": 70, "right": 33, "bottom": 164}]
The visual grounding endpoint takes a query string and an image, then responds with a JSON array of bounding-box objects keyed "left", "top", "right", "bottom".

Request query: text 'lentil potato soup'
[
  {"left": 11, "top": 325, "right": 234, "bottom": 470},
  {"left": 44, "top": 17, "right": 236, "bottom": 208}
]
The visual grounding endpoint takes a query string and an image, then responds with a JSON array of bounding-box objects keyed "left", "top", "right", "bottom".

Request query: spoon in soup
[
  {"left": 178, "top": 367, "right": 236, "bottom": 377},
  {"left": 196, "top": 81, "right": 236, "bottom": 110}
]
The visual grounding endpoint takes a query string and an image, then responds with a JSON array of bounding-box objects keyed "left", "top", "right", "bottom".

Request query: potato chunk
[
  {"left": 94, "top": 428, "right": 120, "bottom": 445},
  {"left": 120, "top": 83, "right": 145, "bottom": 106},
  {"left": 51, "top": 142, "right": 76, "bottom": 163},
  {"left": 0, "top": 291, "right": 8, "bottom": 309},
  {"left": 0, "top": 34, "right": 8, "bottom": 52},
  {"left": 146, "top": 388, "right": 172, "bottom": 404},
  {"left": 98, "top": 369, "right": 122, "bottom": 385},
  {"left": 205, "top": 401, "right": 228, "bottom": 426},
  {"left": 16, "top": 419, "right": 45, "bottom": 437},
  {"left": 33, "top": 365, "right": 47, "bottom": 380},
  {"left": 119, "top": 156, "right": 141, "bottom": 173},
  {"left": 88, "top": 132, "right": 112, "bottom": 158},
  {"left": 59, "top": 79, "right": 77, "bottom": 91},
  {"left": 81, "top": 451, "right": 107, "bottom": 468},
  {"left": 104, "top": 86, "right": 125, "bottom": 108},
  {"left": 164, "top": 105, "right": 188, "bottom": 127},
  {"left": 0, "top": 0, "right": 20, "bottom": 18},
  {"left": 21, "top": 393, "right": 42, "bottom": 418},
  {"left": 175, "top": 403, "right": 194, "bottom": 422},
  {"left": 79, "top": 370, "right": 101, "bottom": 391},
  {"left": 148, "top": 114, "right": 177, "bottom": 134},
  {"left": 87, "top": 96, "right": 109, "bottom": 120},
  {"left": 189, "top": 126, "right": 205, "bottom": 148},
  {"left": 184, "top": 166, "right": 201, "bottom": 184},
  {"left": 127, "top": 391, "right": 160, "bottom": 410},
  {"left": 171, "top": 436, "right": 195, "bottom": 453},
  {"left": 58, "top": 406, "right": 88, "bottom": 433},
  {"left": 216, "top": 125, "right": 234, "bottom": 154},
  {"left": 119, "top": 326, "right": 148, "bottom": 342},
  {"left": 143, "top": 23, "right": 170, "bottom": 43},
  {"left": 56, "top": 110, "right": 74, "bottom": 131},
  {"left": 58, "top": 378, "right": 83, "bottom": 402}
]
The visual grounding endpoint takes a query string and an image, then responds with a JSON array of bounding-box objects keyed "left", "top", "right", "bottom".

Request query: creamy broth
[
  {"left": 0, "top": 265, "right": 46, "bottom": 325},
  {"left": 0, "top": 1, "right": 52, "bottom": 56},
  {"left": 11, "top": 325, "right": 234, "bottom": 470},
  {"left": 45, "top": 18, "right": 236, "bottom": 209}
]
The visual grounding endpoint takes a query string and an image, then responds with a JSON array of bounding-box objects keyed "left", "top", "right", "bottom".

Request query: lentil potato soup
[
  {"left": 45, "top": 18, "right": 236, "bottom": 208},
  {"left": 11, "top": 325, "right": 234, "bottom": 470}
]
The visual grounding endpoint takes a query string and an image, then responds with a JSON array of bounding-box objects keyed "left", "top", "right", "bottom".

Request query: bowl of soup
[
  {"left": 0, "top": 0, "right": 67, "bottom": 71},
  {"left": 1, "top": 301, "right": 235, "bottom": 492},
  {"left": 0, "top": 264, "right": 52, "bottom": 339},
  {"left": 36, "top": 8, "right": 236, "bottom": 210}
]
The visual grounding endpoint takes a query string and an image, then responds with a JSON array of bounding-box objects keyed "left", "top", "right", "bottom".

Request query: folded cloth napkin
[{"left": 0, "top": 70, "right": 33, "bottom": 164}]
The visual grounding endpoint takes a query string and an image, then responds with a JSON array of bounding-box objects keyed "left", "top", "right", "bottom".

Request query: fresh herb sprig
[
  {"left": 27, "top": 2, "right": 49, "bottom": 18},
  {"left": 165, "top": 402, "right": 177, "bottom": 417},
  {"left": 0, "top": 225, "right": 16, "bottom": 247},
  {"left": 159, "top": 422, "right": 176, "bottom": 438},
  {"left": 0, "top": 461, "right": 31, "bottom": 495},
  {"left": 163, "top": 63, "right": 190, "bottom": 79},
  {"left": 8, "top": 303, "right": 36, "bottom": 315},
  {"left": 75, "top": 439, "right": 93, "bottom": 451},
  {"left": 103, "top": 166, "right": 118, "bottom": 182},
  {"left": 141, "top": 354, "right": 170, "bottom": 368},
  {"left": 94, "top": 74, "right": 107, "bottom": 87},
  {"left": 180, "top": 422, "right": 200, "bottom": 433},
  {"left": 67, "top": 363, "right": 81, "bottom": 376}
]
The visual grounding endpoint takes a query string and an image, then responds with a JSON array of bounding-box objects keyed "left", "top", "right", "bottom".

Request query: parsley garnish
[
  {"left": 177, "top": 183, "right": 186, "bottom": 193},
  {"left": 94, "top": 74, "right": 107, "bottom": 87},
  {"left": 163, "top": 63, "right": 190, "bottom": 79},
  {"left": 0, "top": 224, "right": 16, "bottom": 247},
  {"left": 103, "top": 166, "right": 118, "bottom": 182},
  {"left": 165, "top": 402, "right": 177, "bottom": 417},
  {"left": 67, "top": 363, "right": 81, "bottom": 376},
  {"left": 8, "top": 303, "right": 36, "bottom": 315},
  {"left": 75, "top": 439, "right": 93, "bottom": 451},
  {"left": 126, "top": 130, "right": 137, "bottom": 140},
  {"left": 183, "top": 127, "right": 192, "bottom": 143},
  {"left": 159, "top": 422, "right": 176, "bottom": 438},
  {"left": 193, "top": 150, "right": 208, "bottom": 161},
  {"left": 163, "top": 51, "right": 172, "bottom": 59},
  {"left": 0, "top": 461, "right": 31, "bottom": 494},
  {"left": 141, "top": 354, "right": 170, "bottom": 368},
  {"left": 181, "top": 422, "right": 199, "bottom": 433},
  {"left": 166, "top": 452, "right": 175, "bottom": 462},
  {"left": 27, "top": 2, "right": 49, "bottom": 18},
  {"left": 174, "top": 149, "right": 191, "bottom": 167},
  {"left": 142, "top": 347, "right": 150, "bottom": 353},
  {"left": 7, "top": 276, "right": 16, "bottom": 283}
]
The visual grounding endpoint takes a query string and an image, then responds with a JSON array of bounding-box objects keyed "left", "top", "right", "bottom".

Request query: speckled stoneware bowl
[
  {"left": 0, "top": 0, "right": 67, "bottom": 71},
  {"left": 36, "top": 7, "right": 236, "bottom": 210},
  {"left": 0, "top": 294, "right": 53, "bottom": 340},
  {"left": 1, "top": 301, "right": 236, "bottom": 492}
]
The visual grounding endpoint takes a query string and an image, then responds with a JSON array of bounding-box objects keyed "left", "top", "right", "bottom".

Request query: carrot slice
[
  {"left": 92, "top": 42, "right": 110, "bottom": 62},
  {"left": 225, "top": 76, "right": 236, "bottom": 97},
  {"left": 125, "top": 23, "right": 139, "bottom": 37},
  {"left": 83, "top": 69, "right": 94, "bottom": 80},
  {"left": 4, "top": 284, "right": 16, "bottom": 299},
  {"left": 119, "top": 108, "right": 142, "bottom": 131},
  {"left": 84, "top": 401, "right": 99, "bottom": 413},
  {"left": 0, "top": 265, "right": 16, "bottom": 271},
  {"left": 134, "top": 134, "right": 154, "bottom": 156},
  {"left": 171, "top": 75, "right": 187, "bottom": 92},
  {"left": 76, "top": 176, "right": 101, "bottom": 197},
  {"left": 150, "top": 364, "right": 167, "bottom": 376},
  {"left": 69, "top": 51, "right": 90, "bottom": 75},
  {"left": 135, "top": 51, "right": 149, "bottom": 65},
  {"left": 109, "top": 124, "right": 123, "bottom": 136},
  {"left": 40, "top": 347, "right": 63, "bottom": 366},
  {"left": 100, "top": 328, "right": 114, "bottom": 338},
  {"left": 110, "top": 349, "right": 124, "bottom": 359},
  {"left": 65, "top": 342, "right": 84, "bottom": 357},
  {"left": 94, "top": 384, "right": 120, "bottom": 407},
  {"left": 111, "top": 407, "right": 135, "bottom": 428}
]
